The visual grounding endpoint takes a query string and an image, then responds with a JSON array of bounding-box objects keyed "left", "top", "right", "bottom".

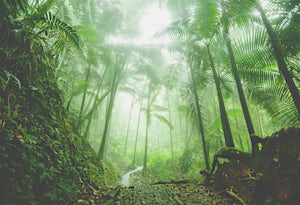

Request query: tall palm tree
[
  {"left": 255, "top": 0, "right": 300, "bottom": 116},
  {"left": 220, "top": 1, "right": 257, "bottom": 153},
  {"left": 187, "top": 50, "right": 211, "bottom": 169},
  {"left": 207, "top": 45, "right": 235, "bottom": 147},
  {"left": 161, "top": 0, "right": 235, "bottom": 148}
]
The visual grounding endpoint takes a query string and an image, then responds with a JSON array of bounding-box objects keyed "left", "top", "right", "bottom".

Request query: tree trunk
[
  {"left": 131, "top": 99, "right": 143, "bottom": 166},
  {"left": 223, "top": 18, "right": 258, "bottom": 153},
  {"left": 78, "top": 65, "right": 91, "bottom": 126},
  {"left": 256, "top": 1, "right": 300, "bottom": 117},
  {"left": 84, "top": 67, "right": 109, "bottom": 138},
  {"left": 98, "top": 67, "right": 118, "bottom": 160},
  {"left": 167, "top": 93, "right": 174, "bottom": 161},
  {"left": 188, "top": 56, "right": 210, "bottom": 170},
  {"left": 142, "top": 83, "right": 151, "bottom": 175},
  {"left": 124, "top": 96, "right": 134, "bottom": 155},
  {"left": 207, "top": 45, "right": 235, "bottom": 147},
  {"left": 98, "top": 55, "right": 127, "bottom": 160}
]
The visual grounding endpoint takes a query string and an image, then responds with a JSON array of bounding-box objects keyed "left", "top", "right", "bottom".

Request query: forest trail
[
  {"left": 111, "top": 182, "right": 234, "bottom": 205},
  {"left": 76, "top": 169, "right": 235, "bottom": 205}
]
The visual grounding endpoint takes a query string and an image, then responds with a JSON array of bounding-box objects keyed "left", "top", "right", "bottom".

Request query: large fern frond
[
  {"left": 180, "top": 148, "right": 195, "bottom": 174},
  {"left": 42, "top": 12, "right": 81, "bottom": 49},
  {"left": 250, "top": 84, "right": 299, "bottom": 125},
  {"left": 233, "top": 25, "right": 275, "bottom": 70},
  {"left": 192, "top": 0, "right": 219, "bottom": 39},
  {"left": 232, "top": 25, "right": 280, "bottom": 85}
]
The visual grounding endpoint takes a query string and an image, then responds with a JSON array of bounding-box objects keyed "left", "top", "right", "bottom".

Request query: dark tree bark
[
  {"left": 207, "top": 45, "right": 235, "bottom": 147},
  {"left": 189, "top": 57, "right": 210, "bottom": 170},
  {"left": 223, "top": 17, "right": 258, "bottom": 153}
]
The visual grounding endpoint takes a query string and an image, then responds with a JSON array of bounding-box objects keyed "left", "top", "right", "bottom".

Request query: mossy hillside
[{"left": 0, "top": 17, "right": 118, "bottom": 204}]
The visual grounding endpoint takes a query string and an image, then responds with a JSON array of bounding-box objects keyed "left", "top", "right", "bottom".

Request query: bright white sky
[
  {"left": 136, "top": 3, "right": 172, "bottom": 45},
  {"left": 108, "top": 3, "right": 173, "bottom": 45}
]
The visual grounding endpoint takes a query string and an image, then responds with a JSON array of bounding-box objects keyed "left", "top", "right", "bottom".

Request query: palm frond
[
  {"left": 250, "top": 84, "right": 299, "bottom": 125},
  {"left": 30, "top": 0, "right": 58, "bottom": 18},
  {"left": 156, "top": 19, "right": 191, "bottom": 40},
  {"left": 233, "top": 25, "right": 276, "bottom": 71},
  {"left": 76, "top": 24, "right": 100, "bottom": 42},
  {"left": 192, "top": 0, "right": 219, "bottom": 39},
  {"left": 179, "top": 148, "right": 195, "bottom": 174},
  {"left": 225, "top": 0, "right": 257, "bottom": 27},
  {"left": 43, "top": 12, "right": 81, "bottom": 49},
  {"left": 0, "top": 0, "right": 28, "bottom": 17},
  {"left": 55, "top": 3, "right": 72, "bottom": 24},
  {"left": 239, "top": 67, "right": 280, "bottom": 85},
  {"left": 160, "top": 0, "right": 195, "bottom": 15},
  {"left": 154, "top": 114, "right": 174, "bottom": 129},
  {"left": 152, "top": 105, "right": 170, "bottom": 112}
]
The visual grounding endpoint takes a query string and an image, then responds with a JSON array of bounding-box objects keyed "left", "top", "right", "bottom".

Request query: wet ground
[
  {"left": 113, "top": 181, "right": 234, "bottom": 205},
  {"left": 75, "top": 168, "right": 236, "bottom": 205}
]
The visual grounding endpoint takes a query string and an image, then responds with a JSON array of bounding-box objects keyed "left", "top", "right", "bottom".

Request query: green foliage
[
  {"left": 154, "top": 114, "right": 174, "bottom": 129},
  {"left": 148, "top": 152, "right": 176, "bottom": 181},
  {"left": 42, "top": 11, "right": 82, "bottom": 50},
  {"left": 0, "top": 1, "right": 110, "bottom": 204},
  {"left": 180, "top": 148, "right": 195, "bottom": 174},
  {"left": 250, "top": 84, "right": 298, "bottom": 126}
]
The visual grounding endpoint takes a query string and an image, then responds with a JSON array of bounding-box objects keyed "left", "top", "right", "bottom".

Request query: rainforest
[{"left": 1, "top": 0, "right": 300, "bottom": 204}]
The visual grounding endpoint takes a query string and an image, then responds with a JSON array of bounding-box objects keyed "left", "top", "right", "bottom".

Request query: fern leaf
[{"left": 43, "top": 12, "right": 81, "bottom": 49}]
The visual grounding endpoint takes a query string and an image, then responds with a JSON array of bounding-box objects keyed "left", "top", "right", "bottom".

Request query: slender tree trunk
[
  {"left": 256, "top": 1, "right": 300, "bottom": 116},
  {"left": 185, "top": 110, "right": 189, "bottom": 149},
  {"left": 88, "top": 0, "right": 95, "bottom": 28},
  {"left": 256, "top": 106, "right": 264, "bottom": 136},
  {"left": 132, "top": 99, "right": 143, "bottom": 166},
  {"left": 167, "top": 92, "right": 174, "bottom": 160},
  {"left": 176, "top": 90, "right": 183, "bottom": 144},
  {"left": 189, "top": 57, "right": 210, "bottom": 170},
  {"left": 98, "top": 71, "right": 118, "bottom": 160},
  {"left": 124, "top": 96, "right": 134, "bottom": 155},
  {"left": 98, "top": 55, "right": 127, "bottom": 160},
  {"left": 223, "top": 19, "right": 258, "bottom": 153},
  {"left": 211, "top": 86, "right": 218, "bottom": 117},
  {"left": 84, "top": 67, "right": 109, "bottom": 138},
  {"left": 66, "top": 96, "right": 73, "bottom": 112},
  {"left": 98, "top": 63, "right": 123, "bottom": 159},
  {"left": 66, "top": 81, "right": 74, "bottom": 111},
  {"left": 232, "top": 97, "right": 245, "bottom": 151},
  {"left": 142, "top": 83, "right": 151, "bottom": 175},
  {"left": 78, "top": 65, "right": 91, "bottom": 125},
  {"left": 207, "top": 45, "right": 235, "bottom": 147}
]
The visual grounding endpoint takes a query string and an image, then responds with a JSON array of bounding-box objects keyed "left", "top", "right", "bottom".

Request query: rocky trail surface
[{"left": 75, "top": 168, "right": 236, "bottom": 205}]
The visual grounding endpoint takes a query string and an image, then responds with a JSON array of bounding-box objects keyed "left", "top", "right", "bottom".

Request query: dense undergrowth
[
  {"left": 0, "top": 2, "right": 118, "bottom": 204},
  {"left": 0, "top": 49, "right": 118, "bottom": 205},
  {"left": 0, "top": 48, "right": 118, "bottom": 204}
]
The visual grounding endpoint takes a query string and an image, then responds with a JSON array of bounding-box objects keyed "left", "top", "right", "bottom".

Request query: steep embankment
[
  {"left": 0, "top": 5, "right": 117, "bottom": 204},
  {"left": 0, "top": 65, "right": 117, "bottom": 204}
]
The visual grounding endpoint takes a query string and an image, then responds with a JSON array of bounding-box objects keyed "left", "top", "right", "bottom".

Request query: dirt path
[
  {"left": 75, "top": 170, "right": 235, "bottom": 205},
  {"left": 110, "top": 181, "right": 234, "bottom": 205}
]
